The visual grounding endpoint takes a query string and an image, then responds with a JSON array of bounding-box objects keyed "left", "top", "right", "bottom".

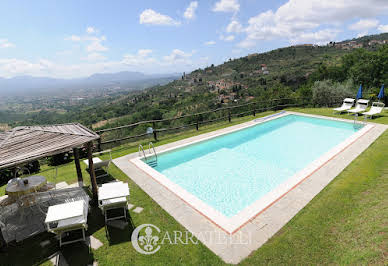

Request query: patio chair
[
  {"left": 362, "top": 102, "right": 385, "bottom": 119},
  {"left": 85, "top": 149, "right": 112, "bottom": 179},
  {"left": 333, "top": 98, "right": 355, "bottom": 113},
  {"left": 348, "top": 99, "right": 369, "bottom": 114}
]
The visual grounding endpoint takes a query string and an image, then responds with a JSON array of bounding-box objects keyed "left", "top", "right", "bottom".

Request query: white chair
[
  {"left": 84, "top": 149, "right": 112, "bottom": 179},
  {"left": 333, "top": 98, "right": 355, "bottom": 113},
  {"left": 362, "top": 102, "right": 385, "bottom": 119},
  {"left": 348, "top": 99, "right": 369, "bottom": 114}
]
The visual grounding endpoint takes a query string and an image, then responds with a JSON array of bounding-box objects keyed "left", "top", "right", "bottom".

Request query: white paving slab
[
  {"left": 55, "top": 181, "right": 69, "bottom": 189},
  {"left": 89, "top": 235, "right": 103, "bottom": 250},
  {"left": 113, "top": 111, "right": 387, "bottom": 264},
  {"left": 132, "top": 207, "right": 143, "bottom": 214},
  {"left": 49, "top": 251, "right": 68, "bottom": 266}
]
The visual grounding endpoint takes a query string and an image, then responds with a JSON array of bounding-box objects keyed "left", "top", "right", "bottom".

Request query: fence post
[
  {"left": 152, "top": 122, "right": 158, "bottom": 141},
  {"left": 228, "top": 110, "right": 231, "bottom": 123},
  {"left": 196, "top": 116, "right": 199, "bottom": 131},
  {"left": 97, "top": 137, "right": 102, "bottom": 152}
]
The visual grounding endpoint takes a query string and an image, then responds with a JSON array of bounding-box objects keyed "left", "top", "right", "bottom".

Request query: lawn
[{"left": 0, "top": 108, "right": 387, "bottom": 265}]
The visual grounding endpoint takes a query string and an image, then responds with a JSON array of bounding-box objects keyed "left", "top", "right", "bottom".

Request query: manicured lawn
[{"left": 1, "top": 108, "right": 387, "bottom": 265}]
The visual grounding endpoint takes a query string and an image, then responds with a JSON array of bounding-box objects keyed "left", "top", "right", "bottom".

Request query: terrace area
[{"left": 0, "top": 108, "right": 387, "bottom": 265}]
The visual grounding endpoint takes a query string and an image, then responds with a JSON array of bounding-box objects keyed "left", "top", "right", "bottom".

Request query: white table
[
  {"left": 98, "top": 183, "right": 129, "bottom": 223},
  {"left": 98, "top": 183, "right": 129, "bottom": 201},
  {"left": 45, "top": 200, "right": 88, "bottom": 247}
]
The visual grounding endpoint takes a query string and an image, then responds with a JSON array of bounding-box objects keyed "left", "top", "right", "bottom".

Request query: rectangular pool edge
[{"left": 128, "top": 112, "right": 378, "bottom": 234}]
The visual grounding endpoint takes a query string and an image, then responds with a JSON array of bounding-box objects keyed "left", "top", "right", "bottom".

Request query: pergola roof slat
[{"left": 0, "top": 123, "right": 100, "bottom": 169}]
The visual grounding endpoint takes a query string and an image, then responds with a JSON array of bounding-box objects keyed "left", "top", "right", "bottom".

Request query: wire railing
[{"left": 95, "top": 96, "right": 344, "bottom": 150}]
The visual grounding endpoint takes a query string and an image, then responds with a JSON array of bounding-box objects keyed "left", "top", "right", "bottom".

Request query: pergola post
[
  {"left": 73, "top": 147, "right": 83, "bottom": 187},
  {"left": 86, "top": 141, "right": 98, "bottom": 202}
]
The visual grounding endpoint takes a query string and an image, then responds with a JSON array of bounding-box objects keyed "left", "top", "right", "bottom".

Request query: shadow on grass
[
  {"left": 0, "top": 233, "right": 58, "bottom": 266},
  {"left": 104, "top": 210, "right": 135, "bottom": 246},
  {"left": 95, "top": 172, "right": 116, "bottom": 186},
  {"left": 60, "top": 241, "right": 94, "bottom": 266}
]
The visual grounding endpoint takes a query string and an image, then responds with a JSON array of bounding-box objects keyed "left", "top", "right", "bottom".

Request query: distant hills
[{"left": 0, "top": 71, "right": 180, "bottom": 96}]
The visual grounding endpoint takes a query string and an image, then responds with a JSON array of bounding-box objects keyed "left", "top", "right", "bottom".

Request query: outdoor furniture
[
  {"left": 98, "top": 182, "right": 129, "bottom": 223},
  {"left": 0, "top": 123, "right": 101, "bottom": 201},
  {"left": 1, "top": 187, "right": 89, "bottom": 245},
  {"left": 45, "top": 200, "right": 89, "bottom": 247},
  {"left": 6, "top": 176, "right": 47, "bottom": 198},
  {"left": 348, "top": 99, "right": 369, "bottom": 114},
  {"left": 362, "top": 102, "right": 385, "bottom": 118},
  {"left": 84, "top": 150, "right": 112, "bottom": 179},
  {"left": 333, "top": 98, "right": 355, "bottom": 113}
]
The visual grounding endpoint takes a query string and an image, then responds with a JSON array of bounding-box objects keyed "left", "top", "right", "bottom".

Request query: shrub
[
  {"left": 312, "top": 79, "right": 354, "bottom": 106},
  {"left": 48, "top": 152, "right": 72, "bottom": 166}
]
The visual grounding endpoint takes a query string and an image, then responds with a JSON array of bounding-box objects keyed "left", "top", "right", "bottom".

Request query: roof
[{"left": 0, "top": 123, "right": 100, "bottom": 169}]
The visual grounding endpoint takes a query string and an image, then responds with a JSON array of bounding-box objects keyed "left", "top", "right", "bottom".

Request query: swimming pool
[{"left": 133, "top": 113, "right": 372, "bottom": 233}]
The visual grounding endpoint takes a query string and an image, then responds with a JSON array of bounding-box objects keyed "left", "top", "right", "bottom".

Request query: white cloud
[
  {"left": 122, "top": 49, "right": 156, "bottom": 66},
  {"left": 204, "top": 40, "right": 216, "bottom": 45},
  {"left": 163, "top": 49, "right": 192, "bottom": 64},
  {"left": 65, "top": 35, "right": 81, "bottom": 41},
  {"left": 86, "top": 27, "right": 97, "bottom": 34},
  {"left": 139, "top": 9, "right": 181, "bottom": 26},
  {"left": 349, "top": 19, "right": 379, "bottom": 31},
  {"left": 184, "top": 2, "right": 198, "bottom": 20},
  {"left": 290, "top": 29, "right": 341, "bottom": 45},
  {"left": 0, "top": 39, "right": 14, "bottom": 48},
  {"left": 226, "top": 20, "right": 243, "bottom": 33},
  {"left": 220, "top": 35, "right": 235, "bottom": 41},
  {"left": 377, "top": 24, "right": 388, "bottom": 33},
  {"left": 212, "top": 0, "right": 239, "bottom": 13},
  {"left": 237, "top": 0, "right": 388, "bottom": 48},
  {"left": 65, "top": 33, "right": 108, "bottom": 54},
  {"left": 86, "top": 37, "right": 108, "bottom": 52},
  {"left": 0, "top": 48, "right": 200, "bottom": 78},
  {"left": 83, "top": 52, "right": 107, "bottom": 61},
  {"left": 137, "top": 49, "right": 153, "bottom": 57}
]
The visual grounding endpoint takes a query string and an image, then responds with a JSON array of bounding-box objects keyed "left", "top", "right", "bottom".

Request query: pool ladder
[
  {"left": 353, "top": 113, "right": 366, "bottom": 129},
  {"left": 139, "top": 142, "right": 158, "bottom": 167}
]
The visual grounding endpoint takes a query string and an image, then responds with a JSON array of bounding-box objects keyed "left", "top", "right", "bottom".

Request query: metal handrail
[
  {"left": 138, "top": 144, "right": 147, "bottom": 161},
  {"left": 353, "top": 113, "right": 365, "bottom": 129},
  {"left": 148, "top": 142, "right": 157, "bottom": 162}
]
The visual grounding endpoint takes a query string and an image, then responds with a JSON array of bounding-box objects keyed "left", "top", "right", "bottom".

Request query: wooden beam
[
  {"left": 73, "top": 147, "right": 83, "bottom": 187},
  {"left": 86, "top": 141, "right": 98, "bottom": 201}
]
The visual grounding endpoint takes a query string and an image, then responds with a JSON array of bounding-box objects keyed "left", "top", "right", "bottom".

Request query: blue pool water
[{"left": 146, "top": 115, "right": 361, "bottom": 217}]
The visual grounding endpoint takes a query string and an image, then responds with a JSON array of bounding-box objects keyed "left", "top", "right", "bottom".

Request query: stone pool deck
[{"left": 113, "top": 112, "right": 387, "bottom": 264}]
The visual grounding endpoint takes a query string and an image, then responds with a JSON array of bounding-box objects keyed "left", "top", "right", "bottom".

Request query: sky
[{"left": 0, "top": 0, "right": 388, "bottom": 79}]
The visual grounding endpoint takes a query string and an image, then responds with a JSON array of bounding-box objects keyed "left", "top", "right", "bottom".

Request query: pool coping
[{"left": 113, "top": 111, "right": 387, "bottom": 264}]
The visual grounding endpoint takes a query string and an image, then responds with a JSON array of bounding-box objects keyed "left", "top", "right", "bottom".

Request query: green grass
[{"left": 1, "top": 108, "right": 387, "bottom": 265}]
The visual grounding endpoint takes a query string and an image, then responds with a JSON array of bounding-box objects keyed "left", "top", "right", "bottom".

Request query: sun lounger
[
  {"left": 362, "top": 102, "right": 385, "bottom": 118},
  {"left": 348, "top": 99, "right": 369, "bottom": 114},
  {"left": 84, "top": 150, "right": 112, "bottom": 179},
  {"left": 333, "top": 98, "right": 355, "bottom": 113}
]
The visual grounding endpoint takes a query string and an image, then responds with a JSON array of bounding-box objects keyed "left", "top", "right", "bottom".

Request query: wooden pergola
[{"left": 0, "top": 123, "right": 101, "bottom": 200}]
